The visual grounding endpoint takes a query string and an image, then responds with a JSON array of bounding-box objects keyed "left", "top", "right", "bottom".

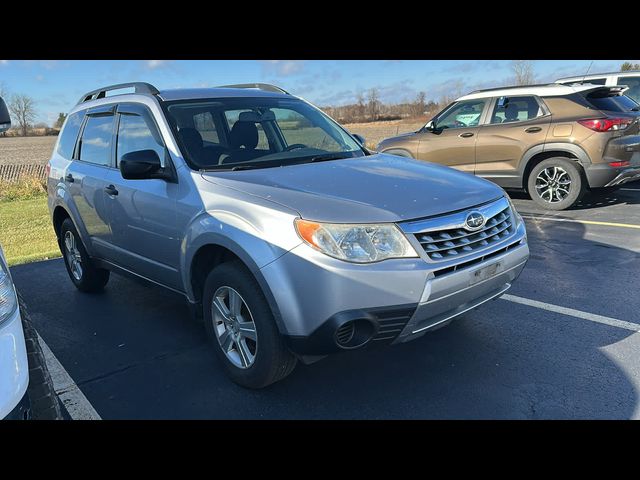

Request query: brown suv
[{"left": 377, "top": 83, "right": 640, "bottom": 210}]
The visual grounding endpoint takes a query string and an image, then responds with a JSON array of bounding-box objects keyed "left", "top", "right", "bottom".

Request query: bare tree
[
  {"left": 0, "top": 82, "right": 9, "bottom": 99},
  {"left": 414, "top": 91, "right": 427, "bottom": 116},
  {"left": 8, "top": 94, "right": 37, "bottom": 137},
  {"left": 511, "top": 60, "right": 536, "bottom": 86},
  {"left": 54, "top": 112, "right": 67, "bottom": 129},
  {"left": 367, "top": 88, "right": 380, "bottom": 121},
  {"left": 621, "top": 61, "right": 640, "bottom": 71}
]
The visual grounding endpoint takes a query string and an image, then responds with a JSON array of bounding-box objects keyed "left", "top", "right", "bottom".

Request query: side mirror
[
  {"left": 0, "top": 97, "right": 11, "bottom": 133},
  {"left": 352, "top": 133, "right": 366, "bottom": 146},
  {"left": 424, "top": 120, "right": 435, "bottom": 131},
  {"left": 120, "top": 149, "right": 165, "bottom": 180}
]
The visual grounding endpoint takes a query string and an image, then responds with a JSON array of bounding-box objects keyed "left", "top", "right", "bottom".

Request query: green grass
[{"left": 0, "top": 195, "right": 61, "bottom": 266}]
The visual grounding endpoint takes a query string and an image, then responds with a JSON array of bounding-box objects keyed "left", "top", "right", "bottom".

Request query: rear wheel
[
  {"left": 59, "top": 218, "right": 110, "bottom": 293},
  {"left": 527, "top": 158, "right": 586, "bottom": 210},
  {"left": 202, "top": 261, "right": 296, "bottom": 389}
]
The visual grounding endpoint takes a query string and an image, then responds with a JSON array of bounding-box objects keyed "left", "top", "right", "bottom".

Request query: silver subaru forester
[{"left": 47, "top": 82, "right": 529, "bottom": 388}]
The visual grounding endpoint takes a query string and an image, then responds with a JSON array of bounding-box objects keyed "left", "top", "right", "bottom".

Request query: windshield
[{"left": 164, "top": 97, "right": 366, "bottom": 170}]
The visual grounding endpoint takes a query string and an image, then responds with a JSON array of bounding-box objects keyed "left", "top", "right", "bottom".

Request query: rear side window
[
  {"left": 584, "top": 92, "right": 639, "bottom": 112},
  {"left": 78, "top": 115, "right": 114, "bottom": 166},
  {"left": 490, "top": 96, "right": 544, "bottom": 124},
  {"left": 57, "top": 111, "right": 85, "bottom": 159}
]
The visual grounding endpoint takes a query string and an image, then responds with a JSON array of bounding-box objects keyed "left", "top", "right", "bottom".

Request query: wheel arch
[{"left": 520, "top": 143, "right": 590, "bottom": 192}]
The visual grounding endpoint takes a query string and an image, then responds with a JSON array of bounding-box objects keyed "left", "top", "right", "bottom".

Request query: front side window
[
  {"left": 490, "top": 96, "right": 544, "bottom": 124},
  {"left": 57, "top": 111, "right": 85, "bottom": 159},
  {"left": 78, "top": 115, "right": 114, "bottom": 166},
  {"left": 435, "top": 100, "right": 487, "bottom": 129},
  {"left": 116, "top": 112, "right": 165, "bottom": 165},
  {"left": 165, "top": 97, "right": 365, "bottom": 170}
]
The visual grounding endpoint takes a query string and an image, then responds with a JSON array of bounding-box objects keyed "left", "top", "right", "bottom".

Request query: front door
[
  {"left": 105, "top": 103, "right": 181, "bottom": 289},
  {"left": 417, "top": 98, "right": 489, "bottom": 173}
]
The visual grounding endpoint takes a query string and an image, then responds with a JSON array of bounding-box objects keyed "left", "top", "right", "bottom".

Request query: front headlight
[
  {"left": 295, "top": 219, "right": 418, "bottom": 263},
  {"left": 0, "top": 260, "right": 18, "bottom": 326}
]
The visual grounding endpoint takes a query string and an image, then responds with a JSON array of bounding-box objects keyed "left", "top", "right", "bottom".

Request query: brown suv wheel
[{"left": 527, "top": 158, "right": 586, "bottom": 210}]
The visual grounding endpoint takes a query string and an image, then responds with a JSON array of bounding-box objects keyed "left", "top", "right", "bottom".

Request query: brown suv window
[
  {"left": 490, "top": 96, "right": 543, "bottom": 124},
  {"left": 435, "top": 100, "right": 487, "bottom": 129}
]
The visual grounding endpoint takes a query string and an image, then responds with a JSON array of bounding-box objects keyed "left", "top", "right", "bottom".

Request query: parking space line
[
  {"left": 37, "top": 333, "right": 101, "bottom": 420},
  {"left": 521, "top": 215, "right": 640, "bottom": 230},
  {"left": 501, "top": 294, "right": 640, "bottom": 332}
]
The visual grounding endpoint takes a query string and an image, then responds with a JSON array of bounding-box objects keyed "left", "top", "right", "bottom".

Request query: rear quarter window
[{"left": 57, "top": 111, "right": 85, "bottom": 159}]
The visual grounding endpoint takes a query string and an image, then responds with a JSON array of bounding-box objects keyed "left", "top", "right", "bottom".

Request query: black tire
[
  {"left": 59, "top": 218, "right": 109, "bottom": 293},
  {"left": 19, "top": 294, "right": 64, "bottom": 420},
  {"left": 527, "top": 158, "right": 586, "bottom": 211},
  {"left": 202, "top": 261, "right": 297, "bottom": 389}
]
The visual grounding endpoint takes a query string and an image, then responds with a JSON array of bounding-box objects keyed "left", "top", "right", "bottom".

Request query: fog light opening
[{"left": 335, "top": 319, "right": 375, "bottom": 349}]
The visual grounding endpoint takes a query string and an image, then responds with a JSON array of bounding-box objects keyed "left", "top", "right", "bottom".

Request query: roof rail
[
  {"left": 218, "top": 83, "right": 290, "bottom": 95},
  {"left": 467, "top": 83, "right": 554, "bottom": 95},
  {"left": 77, "top": 82, "right": 160, "bottom": 105}
]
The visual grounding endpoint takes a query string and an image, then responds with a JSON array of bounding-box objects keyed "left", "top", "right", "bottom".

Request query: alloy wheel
[
  {"left": 535, "top": 166, "right": 571, "bottom": 203},
  {"left": 64, "top": 231, "right": 83, "bottom": 281},
  {"left": 211, "top": 286, "right": 258, "bottom": 369}
]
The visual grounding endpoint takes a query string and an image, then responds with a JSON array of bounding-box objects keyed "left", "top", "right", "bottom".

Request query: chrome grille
[
  {"left": 406, "top": 200, "right": 515, "bottom": 261},
  {"left": 417, "top": 207, "right": 512, "bottom": 260}
]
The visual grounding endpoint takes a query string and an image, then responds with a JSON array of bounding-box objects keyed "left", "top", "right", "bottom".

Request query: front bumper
[
  {"left": 0, "top": 308, "right": 29, "bottom": 420},
  {"left": 265, "top": 218, "right": 528, "bottom": 355}
]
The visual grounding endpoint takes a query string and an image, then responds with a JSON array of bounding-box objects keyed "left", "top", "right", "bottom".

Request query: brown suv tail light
[{"left": 578, "top": 117, "right": 633, "bottom": 132}]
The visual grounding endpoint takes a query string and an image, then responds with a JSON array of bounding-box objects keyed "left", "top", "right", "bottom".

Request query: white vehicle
[
  {"left": 0, "top": 97, "right": 62, "bottom": 420},
  {"left": 556, "top": 70, "right": 640, "bottom": 104}
]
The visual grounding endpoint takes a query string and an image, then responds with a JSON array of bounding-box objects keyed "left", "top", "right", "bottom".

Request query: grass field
[{"left": 0, "top": 195, "right": 60, "bottom": 266}]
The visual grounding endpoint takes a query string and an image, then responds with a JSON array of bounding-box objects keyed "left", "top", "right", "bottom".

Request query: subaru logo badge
[{"left": 465, "top": 211, "right": 485, "bottom": 231}]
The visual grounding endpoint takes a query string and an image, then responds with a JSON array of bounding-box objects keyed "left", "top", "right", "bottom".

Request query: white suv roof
[{"left": 457, "top": 83, "right": 615, "bottom": 101}]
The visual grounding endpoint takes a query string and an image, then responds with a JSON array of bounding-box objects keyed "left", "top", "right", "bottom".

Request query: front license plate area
[{"left": 470, "top": 262, "right": 502, "bottom": 285}]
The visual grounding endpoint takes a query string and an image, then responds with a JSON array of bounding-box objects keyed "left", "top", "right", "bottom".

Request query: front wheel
[
  {"left": 527, "top": 158, "right": 586, "bottom": 210},
  {"left": 202, "top": 261, "right": 297, "bottom": 389}
]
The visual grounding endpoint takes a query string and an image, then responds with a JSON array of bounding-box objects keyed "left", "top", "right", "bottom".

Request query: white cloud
[
  {"left": 260, "top": 60, "right": 304, "bottom": 76},
  {"left": 145, "top": 60, "right": 170, "bottom": 69},
  {"left": 0, "top": 60, "right": 8, "bottom": 66}
]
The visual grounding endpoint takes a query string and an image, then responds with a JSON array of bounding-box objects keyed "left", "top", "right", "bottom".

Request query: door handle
[
  {"left": 65, "top": 174, "right": 74, "bottom": 183},
  {"left": 459, "top": 132, "right": 474, "bottom": 138},
  {"left": 525, "top": 127, "right": 542, "bottom": 133},
  {"left": 104, "top": 185, "right": 119, "bottom": 196}
]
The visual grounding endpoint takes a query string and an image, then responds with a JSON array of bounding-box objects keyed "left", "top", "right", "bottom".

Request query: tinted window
[
  {"left": 585, "top": 92, "right": 639, "bottom": 112},
  {"left": 79, "top": 115, "right": 114, "bottom": 166},
  {"left": 435, "top": 100, "right": 487, "bottom": 129},
  {"left": 585, "top": 78, "right": 607, "bottom": 85},
  {"left": 117, "top": 113, "right": 164, "bottom": 166},
  {"left": 57, "top": 111, "right": 85, "bottom": 159},
  {"left": 618, "top": 76, "right": 640, "bottom": 103},
  {"left": 490, "top": 96, "right": 544, "bottom": 124}
]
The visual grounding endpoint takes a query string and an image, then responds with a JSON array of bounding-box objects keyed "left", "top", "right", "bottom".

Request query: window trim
[{"left": 485, "top": 95, "right": 551, "bottom": 126}]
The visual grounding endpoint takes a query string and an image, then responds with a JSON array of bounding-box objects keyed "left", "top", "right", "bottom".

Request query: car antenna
[{"left": 580, "top": 60, "right": 594, "bottom": 84}]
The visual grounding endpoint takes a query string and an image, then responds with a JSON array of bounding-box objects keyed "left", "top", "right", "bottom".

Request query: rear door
[
  {"left": 416, "top": 99, "right": 490, "bottom": 173},
  {"left": 475, "top": 95, "right": 552, "bottom": 186},
  {"left": 67, "top": 105, "right": 116, "bottom": 258},
  {"left": 105, "top": 103, "right": 181, "bottom": 289}
]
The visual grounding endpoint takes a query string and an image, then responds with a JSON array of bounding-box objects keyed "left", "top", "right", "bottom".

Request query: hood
[{"left": 201, "top": 153, "right": 504, "bottom": 223}]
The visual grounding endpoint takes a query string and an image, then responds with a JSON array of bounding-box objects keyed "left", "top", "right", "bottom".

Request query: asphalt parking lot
[{"left": 11, "top": 182, "right": 640, "bottom": 419}]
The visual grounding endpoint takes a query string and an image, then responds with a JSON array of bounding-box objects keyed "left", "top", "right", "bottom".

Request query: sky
[{"left": 0, "top": 59, "right": 631, "bottom": 125}]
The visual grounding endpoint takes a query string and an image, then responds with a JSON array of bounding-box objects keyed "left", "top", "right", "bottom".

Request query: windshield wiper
[
  {"left": 231, "top": 165, "right": 258, "bottom": 171},
  {"left": 309, "top": 154, "right": 349, "bottom": 163}
]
